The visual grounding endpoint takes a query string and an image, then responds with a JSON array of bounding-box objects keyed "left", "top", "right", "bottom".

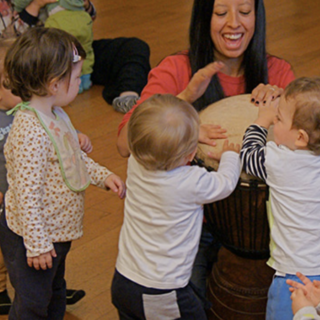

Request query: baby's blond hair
[
  {"left": 284, "top": 77, "right": 320, "bottom": 154},
  {"left": 128, "top": 94, "right": 200, "bottom": 171}
]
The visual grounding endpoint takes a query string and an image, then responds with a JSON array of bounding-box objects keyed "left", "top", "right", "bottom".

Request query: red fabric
[{"left": 118, "top": 52, "right": 295, "bottom": 135}]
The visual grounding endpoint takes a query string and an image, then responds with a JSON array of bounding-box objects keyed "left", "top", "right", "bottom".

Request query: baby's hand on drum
[
  {"left": 222, "top": 140, "right": 240, "bottom": 154},
  {"left": 177, "top": 61, "right": 224, "bottom": 103},
  {"left": 251, "top": 84, "right": 283, "bottom": 106},
  {"left": 208, "top": 140, "right": 240, "bottom": 161},
  {"left": 255, "top": 98, "right": 279, "bottom": 129},
  {"left": 199, "top": 124, "right": 227, "bottom": 146}
]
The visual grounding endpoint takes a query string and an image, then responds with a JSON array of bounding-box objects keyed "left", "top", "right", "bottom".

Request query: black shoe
[
  {"left": 66, "top": 289, "right": 86, "bottom": 305},
  {"left": 0, "top": 289, "right": 11, "bottom": 315}
]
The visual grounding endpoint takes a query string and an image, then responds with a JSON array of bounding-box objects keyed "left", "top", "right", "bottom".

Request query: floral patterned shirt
[{"left": 4, "top": 110, "right": 112, "bottom": 257}]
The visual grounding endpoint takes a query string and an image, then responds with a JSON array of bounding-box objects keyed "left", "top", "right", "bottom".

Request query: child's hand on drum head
[
  {"left": 287, "top": 272, "right": 320, "bottom": 309},
  {"left": 208, "top": 140, "right": 240, "bottom": 161},
  {"left": 199, "top": 124, "right": 227, "bottom": 147},
  {"left": 255, "top": 97, "right": 280, "bottom": 129}
]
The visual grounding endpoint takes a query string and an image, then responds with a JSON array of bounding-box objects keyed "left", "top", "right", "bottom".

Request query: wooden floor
[{"left": 2, "top": 0, "right": 320, "bottom": 319}]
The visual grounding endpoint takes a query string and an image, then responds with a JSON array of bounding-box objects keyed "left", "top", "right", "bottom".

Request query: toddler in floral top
[{"left": 0, "top": 27, "right": 125, "bottom": 320}]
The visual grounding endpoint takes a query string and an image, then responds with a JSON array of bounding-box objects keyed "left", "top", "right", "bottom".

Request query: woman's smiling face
[{"left": 210, "top": 0, "right": 255, "bottom": 62}]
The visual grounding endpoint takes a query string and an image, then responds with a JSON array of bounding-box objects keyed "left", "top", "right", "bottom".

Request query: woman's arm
[
  {"left": 116, "top": 56, "right": 225, "bottom": 157},
  {"left": 117, "top": 122, "right": 130, "bottom": 157}
]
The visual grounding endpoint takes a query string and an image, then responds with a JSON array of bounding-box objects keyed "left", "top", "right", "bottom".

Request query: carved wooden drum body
[{"left": 195, "top": 95, "right": 274, "bottom": 319}]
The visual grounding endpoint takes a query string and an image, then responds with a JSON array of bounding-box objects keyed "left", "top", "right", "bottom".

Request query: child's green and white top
[{"left": 4, "top": 103, "right": 113, "bottom": 257}]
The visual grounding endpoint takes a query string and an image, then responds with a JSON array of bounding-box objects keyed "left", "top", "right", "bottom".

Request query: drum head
[{"left": 196, "top": 94, "right": 274, "bottom": 180}]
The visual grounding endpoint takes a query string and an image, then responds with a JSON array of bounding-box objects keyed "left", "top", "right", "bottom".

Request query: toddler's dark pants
[
  {"left": 111, "top": 269, "right": 207, "bottom": 320},
  {"left": 0, "top": 209, "right": 71, "bottom": 320}
]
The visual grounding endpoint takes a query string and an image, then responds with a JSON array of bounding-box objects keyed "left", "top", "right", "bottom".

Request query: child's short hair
[
  {"left": 3, "top": 27, "right": 86, "bottom": 101},
  {"left": 284, "top": 77, "right": 320, "bottom": 154},
  {"left": 128, "top": 94, "right": 200, "bottom": 171}
]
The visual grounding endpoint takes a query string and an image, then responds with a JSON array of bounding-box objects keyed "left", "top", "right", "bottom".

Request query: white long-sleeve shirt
[
  {"left": 241, "top": 124, "right": 320, "bottom": 275},
  {"left": 116, "top": 152, "right": 240, "bottom": 289}
]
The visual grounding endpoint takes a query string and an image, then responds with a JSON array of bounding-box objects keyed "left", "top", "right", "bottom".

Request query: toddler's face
[
  {"left": 54, "top": 61, "right": 83, "bottom": 108},
  {"left": 273, "top": 95, "right": 298, "bottom": 150},
  {"left": 0, "top": 75, "right": 21, "bottom": 111}
]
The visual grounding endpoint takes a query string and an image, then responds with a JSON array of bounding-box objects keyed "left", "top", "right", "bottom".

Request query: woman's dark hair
[{"left": 188, "top": 0, "right": 268, "bottom": 111}]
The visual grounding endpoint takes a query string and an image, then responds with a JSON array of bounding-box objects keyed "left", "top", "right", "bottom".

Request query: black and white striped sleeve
[{"left": 240, "top": 124, "right": 268, "bottom": 181}]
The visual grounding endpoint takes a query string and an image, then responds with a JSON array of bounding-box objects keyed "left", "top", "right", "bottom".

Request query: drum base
[{"left": 207, "top": 247, "right": 274, "bottom": 320}]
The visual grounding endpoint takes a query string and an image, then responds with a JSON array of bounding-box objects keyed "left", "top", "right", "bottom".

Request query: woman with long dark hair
[{"left": 117, "top": 0, "right": 294, "bottom": 156}]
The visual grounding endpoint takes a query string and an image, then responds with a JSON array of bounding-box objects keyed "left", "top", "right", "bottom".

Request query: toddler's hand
[
  {"left": 221, "top": 139, "right": 240, "bottom": 154},
  {"left": 199, "top": 124, "right": 227, "bottom": 147},
  {"left": 105, "top": 174, "right": 126, "bottom": 199},
  {"left": 78, "top": 133, "right": 93, "bottom": 153},
  {"left": 290, "top": 288, "right": 314, "bottom": 315},
  {"left": 208, "top": 140, "right": 240, "bottom": 161},
  {"left": 255, "top": 97, "right": 279, "bottom": 129},
  {"left": 27, "top": 248, "right": 57, "bottom": 270},
  {"left": 287, "top": 272, "right": 320, "bottom": 307}
]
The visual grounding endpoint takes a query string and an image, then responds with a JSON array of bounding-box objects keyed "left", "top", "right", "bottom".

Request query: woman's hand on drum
[
  {"left": 177, "top": 61, "right": 224, "bottom": 104},
  {"left": 251, "top": 84, "right": 283, "bottom": 106},
  {"left": 286, "top": 272, "right": 320, "bottom": 309},
  {"left": 207, "top": 139, "right": 240, "bottom": 161},
  {"left": 199, "top": 124, "right": 227, "bottom": 147},
  {"left": 255, "top": 97, "right": 279, "bottom": 129}
]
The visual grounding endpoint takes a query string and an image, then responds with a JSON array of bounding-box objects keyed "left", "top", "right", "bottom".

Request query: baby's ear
[
  {"left": 188, "top": 148, "right": 198, "bottom": 162},
  {"left": 295, "top": 129, "right": 309, "bottom": 148},
  {"left": 48, "top": 78, "right": 60, "bottom": 95}
]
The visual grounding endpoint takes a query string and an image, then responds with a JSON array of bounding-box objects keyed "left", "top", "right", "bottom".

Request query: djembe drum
[{"left": 195, "top": 94, "right": 274, "bottom": 319}]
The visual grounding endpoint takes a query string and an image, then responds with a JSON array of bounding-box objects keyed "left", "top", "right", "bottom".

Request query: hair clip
[{"left": 72, "top": 45, "right": 81, "bottom": 63}]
